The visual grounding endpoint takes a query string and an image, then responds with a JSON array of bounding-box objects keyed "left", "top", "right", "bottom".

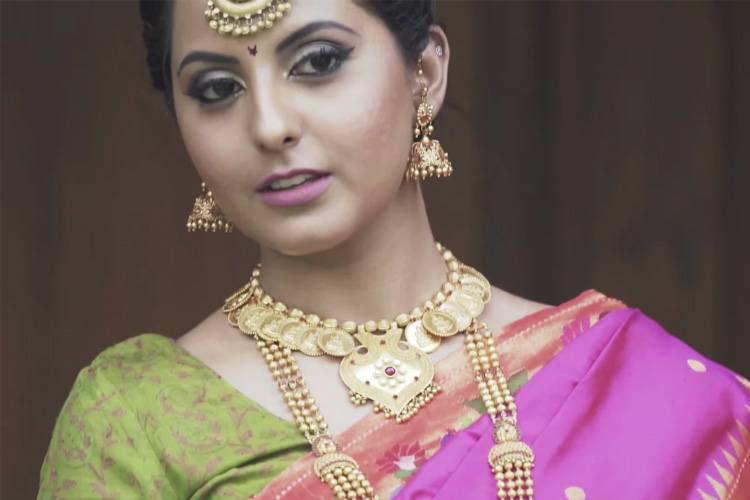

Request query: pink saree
[{"left": 256, "top": 290, "right": 750, "bottom": 499}]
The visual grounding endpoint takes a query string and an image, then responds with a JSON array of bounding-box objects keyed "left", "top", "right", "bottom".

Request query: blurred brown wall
[{"left": 2, "top": 1, "right": 748, "bottom": 498}]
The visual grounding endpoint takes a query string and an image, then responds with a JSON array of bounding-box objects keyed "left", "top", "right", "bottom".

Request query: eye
[
  {"left": 186, "top": 75, "right": 245, "bottom": 105},
  {"left": 289, "top": 43, "right": 354, "bottom": 78}
]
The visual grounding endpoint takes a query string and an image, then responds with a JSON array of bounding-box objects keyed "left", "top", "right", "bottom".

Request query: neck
[{"left": 257, "top": 183, "right": 447, "bottom": 324}]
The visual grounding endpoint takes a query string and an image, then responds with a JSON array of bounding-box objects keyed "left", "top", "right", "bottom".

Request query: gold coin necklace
[
  {"left": 223, "top": 242, "right": 535, "bottom": 499},
  {"left": 224, "top": 242, "right": 490, "bottom": 422}
]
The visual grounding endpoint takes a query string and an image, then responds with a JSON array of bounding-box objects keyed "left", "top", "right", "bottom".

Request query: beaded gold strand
[
  {"left": 226, "top": 242, "right": 492, "bottom": 424},
  {"left": 256, "top": 338, "right": 378, "bottom": 499},
  {"left": 223, "top": 246, "right": 533, "bottom": 498},
  {"left": 465, "top": 320, "right": 535, "bottom": 499}
]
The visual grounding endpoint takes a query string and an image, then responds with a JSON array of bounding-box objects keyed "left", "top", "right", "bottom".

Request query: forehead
[{"left": 171, "top": 0, "right": 368, "bottom": 57}]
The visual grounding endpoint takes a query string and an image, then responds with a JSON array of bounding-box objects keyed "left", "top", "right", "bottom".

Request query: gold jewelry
[
  {"left": 225, "top": 243, "right": 489, "bottom": 351},
  {"left": 204, "top": 0, "right": 292, "bottom": 37},
  {"left": 255, "top": 338, "right": 378, "bottom": 499},
  {"left": 224, "top": 242, "right": 490, "bottom": 422},
  {"left": 222, "top": 246, "right": 535, "bottom": 499},
  {"left": 466, "top": 321, "right": 536, "bottom": 498},
  {"left": 186, "top": 182, "right": 233, "bottom": 232},
  {"left": 405, "top": 57, "right": 454, "bottom": 181}
]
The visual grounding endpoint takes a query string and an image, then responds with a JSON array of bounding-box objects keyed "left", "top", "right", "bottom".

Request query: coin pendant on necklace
[
  {"left": 223, "top": 282, "right": 253, "bottom": 313},
  {"left": 460, "top": 281, "right": 491, "bottom": 304},
  {"left": 317, "top": 329, "right": 356, "bottom": 357},
  {"left": 237, "top": 305, "right": 272, "bottom": 337},
  {"left": 422, "top": 309, "right": 459, "bottom": 337},
  {"left": 404, "top": 320, "right": 442, "bottom": 353},
  {"left": 451, "top": 290, "right": 484, "bottom": 317},
  {"left": 258, "top": 313, "right": 284, "bottom": 342},
  {"left": 298, "top": 327, "right": 324, "bottom": 356},
  {"left": 278, "top": 318, "right": 307, "bottom": 348},
  {"left": 460, "top": 264, "right": 491, "bottom": 290},
  {"left": 437, "top": 300, "right": 472, "bottom": 331}
]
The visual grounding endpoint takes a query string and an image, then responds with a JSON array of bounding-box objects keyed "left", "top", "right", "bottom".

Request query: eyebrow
[
  {"left": 177, "top": 20, "right": 359, "bottom": 77},
  {"left": 275, "top": 20, "right": 358, "bottom": 54},
  {"left": 177, "top": 51, "right": 238, "bottom": 76}
]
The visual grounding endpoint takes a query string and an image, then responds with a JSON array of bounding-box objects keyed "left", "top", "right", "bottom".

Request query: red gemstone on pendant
[{"left": 384, "top": 366, "right": 397, "bottom": 376}]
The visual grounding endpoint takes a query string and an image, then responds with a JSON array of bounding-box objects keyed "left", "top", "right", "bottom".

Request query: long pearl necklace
[{"left": 223, "top": 244, "right": 535, "bottom": 499}]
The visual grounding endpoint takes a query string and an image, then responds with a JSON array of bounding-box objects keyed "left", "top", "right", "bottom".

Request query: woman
[{"left": 38, "top": 0, "right": 749, "bottom": 498}]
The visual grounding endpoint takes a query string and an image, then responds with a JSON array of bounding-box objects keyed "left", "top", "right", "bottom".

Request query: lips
[
  {"left": 256, "top": 168, "right": 330, "bottom": 192},
  {"left": 259, "top": 174, "right": 333, "bottom": 208}
]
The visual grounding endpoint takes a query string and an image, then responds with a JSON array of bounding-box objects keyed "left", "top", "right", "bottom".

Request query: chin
[
  {"left": 254, "top": 218, "right": 357, "bottom": 258},
  {"left": 275, "top": 237, "right": 349, "bottom": 258}
]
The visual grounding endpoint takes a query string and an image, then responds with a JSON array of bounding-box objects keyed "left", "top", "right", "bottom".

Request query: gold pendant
[
  {"left": 277, "top": 318, "right": 308, "bottom": 349},
  {"left": 422, "top": 309, "right": 459, "bottom": 337},
  {"left": 223, "top": 282, "right": 253, "bottom": 313},
  {"left": 317, "top": 328, "right": 356, "bottom": 356},
  {"left": 437, "top": 300, "right": 472, "bottom": 330},
  {"left": 404, "top": 320, "right": 442, "bottom": 353},
  {"left": 339, "top": 328, "right": 439, "bottom": 422},
  {"left": 460, "top": 264, "right": 492, "bottom": 304},
  {"left": 237, "top": 305, "right": 272, "bottom": 336},
  {"left": 451, "top": 289, "right": 484, "bottom": 317}
]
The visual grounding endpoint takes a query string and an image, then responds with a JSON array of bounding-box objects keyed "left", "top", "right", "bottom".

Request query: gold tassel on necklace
[{"left": 465, "top": 321, "right": 535, "bottom": 498}]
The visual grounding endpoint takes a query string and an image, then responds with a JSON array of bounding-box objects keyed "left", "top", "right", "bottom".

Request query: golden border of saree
[{"left": 255, "top": 289, "right": 626, "bottom": 499}]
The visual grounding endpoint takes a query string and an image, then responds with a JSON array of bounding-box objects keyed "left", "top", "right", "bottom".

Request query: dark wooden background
[{"left": 3, "top": 1, "right": 748, "bottom": 498}]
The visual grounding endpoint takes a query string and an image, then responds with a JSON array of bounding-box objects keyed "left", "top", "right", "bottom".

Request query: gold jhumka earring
[
  {"left": 405, "top": 57, "right": 454, "bottom": 182},
  {"left": 186, "top": 182, "right": 233, "bottom": 233}
]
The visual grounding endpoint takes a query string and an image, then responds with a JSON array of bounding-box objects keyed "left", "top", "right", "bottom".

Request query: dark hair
[{"left": 139, "top": 0, "right": 437, "bottom": 119}]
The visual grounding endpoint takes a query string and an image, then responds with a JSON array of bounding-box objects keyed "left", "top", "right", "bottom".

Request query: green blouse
[{"left": 37, "top": 333, "right": 310, "bottom": 499}]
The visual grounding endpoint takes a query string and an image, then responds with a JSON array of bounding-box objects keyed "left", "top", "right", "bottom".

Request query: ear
[{"left": 411, "top": 25, "right": 450, "bottom": 118}]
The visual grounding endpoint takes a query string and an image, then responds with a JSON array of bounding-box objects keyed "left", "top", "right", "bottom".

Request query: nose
[{"left": 248, "top": 72, "right": 301, "bottom": 152}]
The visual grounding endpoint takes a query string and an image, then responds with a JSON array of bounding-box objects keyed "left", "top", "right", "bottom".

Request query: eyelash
[
  {"left": 186, "top": 43, "right": 354, "bottom": 106},
  {"left": 290, "top": 44, "right": 353, "bottom": 78}
]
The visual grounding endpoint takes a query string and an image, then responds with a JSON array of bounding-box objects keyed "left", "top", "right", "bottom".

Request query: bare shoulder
[
  {"left": 481, "top": 285, "right": 553, "bottom": 331},
  {"left": 176, "top": 307, "right": 252, "bottom": 361},
  {"left": 175, "top": 308, "right": 275, "bottom": 402},
  {"left": 175, "top": 307, "right": 366, "bottom": 429}
]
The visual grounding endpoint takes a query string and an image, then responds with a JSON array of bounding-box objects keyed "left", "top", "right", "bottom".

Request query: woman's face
[{"left": 171, "top": 0, "right": 430, "bottom": 256}]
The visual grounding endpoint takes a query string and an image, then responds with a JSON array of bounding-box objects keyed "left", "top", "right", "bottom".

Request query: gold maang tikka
[
  {"left": 186, "top": 182, "right": 233, "bottom": 232},
  {"left": 405, "top": 57, "right": 454, "bottom": 181},
  {"left": 204, "top": 0, "right": 292, "bottom": 37}
]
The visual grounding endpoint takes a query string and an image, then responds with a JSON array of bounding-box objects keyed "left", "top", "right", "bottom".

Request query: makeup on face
[
  {"left": 171, "top": 0, "right": 415, "bottom": 244},
  {"left": 258, "top": 173, "right": 332, "bottom": 208},
  {"left": 178, "top": 22, "right": 358, "bottom": 106}
]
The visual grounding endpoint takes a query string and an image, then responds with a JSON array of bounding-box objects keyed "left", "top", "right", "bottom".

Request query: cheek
[
  {"left": 176, "top": 107, "right": 247, "bottom": 191},
  {"left": 323, "top": 72, "right": 413, "bottom": 186}
]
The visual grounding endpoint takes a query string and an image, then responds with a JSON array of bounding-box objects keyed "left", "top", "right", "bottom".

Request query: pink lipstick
[{"left": 258, "top": 172, "right": 332, "bottom": 208}]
